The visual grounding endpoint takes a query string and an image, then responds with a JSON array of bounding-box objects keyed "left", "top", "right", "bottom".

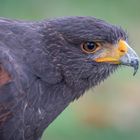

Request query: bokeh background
[{"left": 0, "top": 0, "right": 140, "bottom": 140}]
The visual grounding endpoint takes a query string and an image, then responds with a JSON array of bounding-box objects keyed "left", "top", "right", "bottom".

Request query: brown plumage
[{"left": 0, "top": 16, "right": 139, "bottom": 140}]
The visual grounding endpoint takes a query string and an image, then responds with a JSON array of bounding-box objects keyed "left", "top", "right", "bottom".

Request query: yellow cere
[{"left": 95, "top": 40, "right": 128, "bottom": 64}]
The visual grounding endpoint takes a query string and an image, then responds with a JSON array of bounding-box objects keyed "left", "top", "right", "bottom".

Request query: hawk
[{"left": 0, "top": 17, "right": 139, "bottom": 140}]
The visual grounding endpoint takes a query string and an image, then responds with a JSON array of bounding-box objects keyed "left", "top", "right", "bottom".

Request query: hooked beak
[
  {"left": 119, "top": 41, "right": 139, "bottom": 75},
  {"left": 95, "top": 40, "right": 139, "bottom": 75}
]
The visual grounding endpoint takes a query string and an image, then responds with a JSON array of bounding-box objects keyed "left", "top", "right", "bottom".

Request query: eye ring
[{"left": 81, "top": 41, "right": 99, "bottom": 53}]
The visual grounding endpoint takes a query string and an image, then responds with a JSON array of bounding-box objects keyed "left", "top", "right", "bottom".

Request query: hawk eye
[{"left": 81, "top": 41, "right": 98, "bottom": 53}]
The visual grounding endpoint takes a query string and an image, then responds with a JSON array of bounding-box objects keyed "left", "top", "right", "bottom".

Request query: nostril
[{"left": 120, "top": 49, "right": 125, "bottom": 53}]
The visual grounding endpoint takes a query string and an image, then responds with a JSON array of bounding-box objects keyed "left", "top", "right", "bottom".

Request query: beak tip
[
  {"left": 133, "top": 70, "right": 137, "bottom": 76},
  {"left": 119, "top": 42, "right": 139, "bottom": 76},
  {"left": 132, "top": 59, "right": 139, "bottom": 76}
]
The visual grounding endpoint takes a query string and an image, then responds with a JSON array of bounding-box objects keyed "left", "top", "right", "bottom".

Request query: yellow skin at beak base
[{"left": 95, "top": 40, "right": 128, "bottom": 64}]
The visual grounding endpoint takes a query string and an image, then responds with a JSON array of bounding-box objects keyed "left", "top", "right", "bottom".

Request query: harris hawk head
[
  {"left": 0, "top": 16, "right": 139, "bottom": 140},
  {"left": 43, "top": 17, "right": 139, "bottom": 91}
]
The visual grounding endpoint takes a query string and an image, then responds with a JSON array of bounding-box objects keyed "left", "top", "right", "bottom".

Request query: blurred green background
[{"left": 0, "top": 0, "right": 140, "bottom": 140}]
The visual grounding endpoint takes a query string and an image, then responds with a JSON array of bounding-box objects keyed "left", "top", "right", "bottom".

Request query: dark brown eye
[{"left": 81, "top": 41, "right": 98, "bottom": 53}]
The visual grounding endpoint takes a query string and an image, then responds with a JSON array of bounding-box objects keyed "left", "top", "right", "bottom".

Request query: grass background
[{"left": 0, "top": 0, "right": 140, "bottom": 140}]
